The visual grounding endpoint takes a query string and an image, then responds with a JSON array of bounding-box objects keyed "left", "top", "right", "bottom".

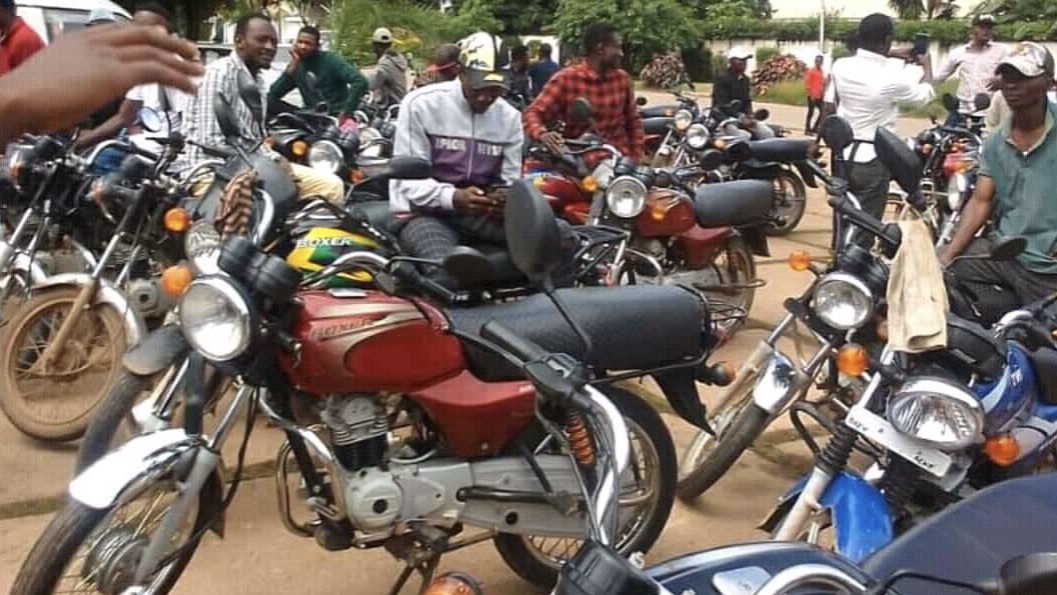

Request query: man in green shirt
[
  {"left": 941, "top": 42, "right": 1057, "bottom": 324},
  {"left": 269, "top": 25, "right": 367, "bottom": 127}
]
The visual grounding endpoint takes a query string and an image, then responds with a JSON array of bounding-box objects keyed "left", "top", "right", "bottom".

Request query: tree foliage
[{"left": 552, "top": 0, "right": 697, "bottom": 70}]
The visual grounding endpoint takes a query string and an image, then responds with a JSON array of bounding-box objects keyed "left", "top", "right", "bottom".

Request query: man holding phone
[
  {"left": 935, "top": 14, "right": 1008, "bottom": 118},
  {"left": 822, "top": 13, "right": 934, "bottom": 242}
]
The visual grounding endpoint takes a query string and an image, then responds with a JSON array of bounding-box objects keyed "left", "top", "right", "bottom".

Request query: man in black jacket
[{"left": 712, "top": 47, "right": 773, "bottom": 139}]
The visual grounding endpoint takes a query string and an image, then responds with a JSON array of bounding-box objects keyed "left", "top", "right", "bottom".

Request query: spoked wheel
[
  {"left": 0, "top": 287, "right": 127, "bottom": 442},
  {"left": 698, "top": 236, "right": 757, "bottom": 335},
  {"left": 494, "top": 387, "right": 676, "bottom": 589},
  {"left": 10, "top": 466, "right": 220, "bottom": 595},
  {"left": 75, "top": 370, "right": 156, "bottom": 474},
  {"left": 766, "top": 171, "right": 808, "bottom": 236}
]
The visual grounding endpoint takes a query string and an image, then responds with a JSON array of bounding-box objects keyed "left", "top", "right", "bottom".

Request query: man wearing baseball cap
[
  {"left": 935, "top": 14, "right": 1008, "bottom": 117},
  {"left": 389, "top": 32, "right": 524, "bottom": 285},
  {"left": 942, "top": 42, "right": 1057, "bottom": 324},
  {"left": 712, "top": 46, "right": 774, "bottom": 139},
  {"left": 369, "top": 26, "right": 408, "bottom": 108},
  {"left": 0, "top": 0, "right": 44, "bottom": 75}
]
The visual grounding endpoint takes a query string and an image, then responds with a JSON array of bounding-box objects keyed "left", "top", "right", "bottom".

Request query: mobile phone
[{"left": 912, "top": 33, "right": 929, "bottom": 57}]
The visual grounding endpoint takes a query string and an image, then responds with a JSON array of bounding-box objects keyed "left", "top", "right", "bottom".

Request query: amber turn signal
[
  {"left": 985, "top": 434, "right": 1020, "bottom": 467},
  {"left": 788, "top": 250, "right": 812, "bottom": 272},
  {"left": 161, "top": 265, "right": 193, "bottom": 297},
  {"left": 836, "top": 344, "right": 868, "bottom": 377},
  {"left": 349, "top": 168, "right": 366, "bottom": 184},
  {"left": 292, "top": 140, "right": 309, "bottom": 157},
  {"left": 163, "top": 208, "right": 190, "bottom": 233},
  {"left": 421, "top": 573, "right": 483, "bottom": 595},
  {"left": 580, "top": 176, "right": 599, "bottom": 193}
]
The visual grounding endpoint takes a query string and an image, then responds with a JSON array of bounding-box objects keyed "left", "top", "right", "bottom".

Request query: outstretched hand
[{"left": 0, "top": 24, "right": 203, "bottom": 145}]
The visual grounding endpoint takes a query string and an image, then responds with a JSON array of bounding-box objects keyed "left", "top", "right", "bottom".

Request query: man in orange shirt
[
  {"left": 0, "top": 0, "right": 44, "bottom": 75},
  {"left": 804, "top": 54, "right": 825, "bottom": 134}
]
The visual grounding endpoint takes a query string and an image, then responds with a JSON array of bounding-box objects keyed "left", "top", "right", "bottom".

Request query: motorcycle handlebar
[
  {"left": 480, "top": 320, "right": 550, "bottom": 363},
  {"left": 828, "top": 195, "right": 902, "bottom": 249}
]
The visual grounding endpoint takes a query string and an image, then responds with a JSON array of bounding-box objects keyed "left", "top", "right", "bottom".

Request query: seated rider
[
  {"left": 390, "top": 32, "right": 575, "bottom": 286},
  {"left": 940, "top": 43, "right": 1057, "bottom": 325}
]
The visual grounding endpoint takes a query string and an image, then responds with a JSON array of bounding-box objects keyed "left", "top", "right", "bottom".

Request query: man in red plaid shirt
[{"left": 523, "top": 23, "right": 644, "bottom": 161}]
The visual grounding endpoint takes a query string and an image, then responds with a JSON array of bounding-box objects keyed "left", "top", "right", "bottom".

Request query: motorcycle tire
[
  {"left": 677, "top": 395, "right": 770, "bottom": 501},
  {"left": 766, "top": 170, "right": 808, "bottom": 237},
  {"left": 74, "top": 368, "right": 155, "bottom": 474},
  {"left": 0, "top": 286, "right": 127, "bottom": 442},
  {"left": 493, "top": 385, "right": 676, "bottom": 590},
  {"left": 10, "top": 465, "right": 220, "bottom": 595}
]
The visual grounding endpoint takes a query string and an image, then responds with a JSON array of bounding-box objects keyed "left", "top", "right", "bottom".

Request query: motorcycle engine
[
  {"left": 127, "top": 278, "right": 175, "bottom": 320},
  {"left": 322, "top": 395, "right": 402, "bottom": 531}
]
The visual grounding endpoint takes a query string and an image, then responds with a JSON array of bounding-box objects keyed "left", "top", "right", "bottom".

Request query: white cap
[
  {"left": 728, "top": 47, "right": 753, "bottom": 61},
  {"left": 372, "top": 27, "right": 393, "bottom": 44}
]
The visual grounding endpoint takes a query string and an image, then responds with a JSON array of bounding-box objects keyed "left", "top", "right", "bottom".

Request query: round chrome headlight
[
  {"left": 605, "top": 176, "right": 647, "bottom": 218},
  {"left": 359, "top": 127, "right": 385, "bottom": 158},
  {"left": 812, "top": 272, "right": 874, "bottom": 330},
  {"left": 178, "top": 277, "right": 253, "bottom": 362},
  {"left": 308, "top": 140, "right": 343, "bottom": 174},
  {"left": 887, "top": 377, "right": 984, "bottom": 451},
  {"left": 674, "top": 109, "right": 693, "bottom": 132},
  {"left": 184, "top": 219, "right": 221, "bottom": 276},
  {"left": 686, "top": 124, "right": 711, "bottom": 150}
]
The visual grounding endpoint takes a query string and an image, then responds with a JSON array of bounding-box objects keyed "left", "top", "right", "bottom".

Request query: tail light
[{"left": 942, "top": 152, "right": 977, "bottom": 179}]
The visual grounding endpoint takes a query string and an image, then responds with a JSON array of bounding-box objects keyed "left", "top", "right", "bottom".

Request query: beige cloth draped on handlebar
[{"left": 886, "top": 210, "right": 949, "bottom": 352}]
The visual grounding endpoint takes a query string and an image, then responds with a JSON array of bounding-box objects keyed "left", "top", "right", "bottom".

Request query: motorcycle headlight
[
  {"left": 1, "top": 143, "right": 31, "bottom": 189},
  {"left": 605, "top": 176, "right": 647, "bottom": 218},
  {"left": 359, "top": 127, "right": 385, "bottom": 158},
  {"left": 812, "top": 272, "right": 874, "bottom": 330},
  {"left": 887, "top": 377, "right": 984, "bottom": 451},
  {"left": 178, "top": 277, "right": 253, "bottom": 362},
  {"left": 184, "top": 219, "right": 221, "bottom": 276},
  {"left": 686, "top": 124, "right": 711, "bottom": 150},
  {"left": 308, "top": 140, "right": 343, "bottom": 174},
  {"left": 674, "top": 109, "right": 693, "bottom": 132}
]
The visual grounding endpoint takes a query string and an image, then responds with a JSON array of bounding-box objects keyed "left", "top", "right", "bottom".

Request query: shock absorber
[
  {"left": 815, "top": 420, "right": 858, "bottom": 477},
  {"left": 880, "top": 456, "right": 919, "bottom": 524},
  {"left": 565, "top": 412, "right": 596, "bottom": 467}
]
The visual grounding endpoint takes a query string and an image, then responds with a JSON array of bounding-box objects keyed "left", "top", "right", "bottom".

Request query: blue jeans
[{"left": 89, "top": 144, "right": 132, "bottom": 176}]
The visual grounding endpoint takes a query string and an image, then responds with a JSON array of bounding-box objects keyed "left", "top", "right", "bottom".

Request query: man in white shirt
[
  {"left": 935, "top": 14, "right": 1008, "bottom": 120},
  {"left": 823, "top": 13, "right": 934, "bottom": 241},
  {"left": 74, "top": 2, "right": 190, "bottom": 153}
]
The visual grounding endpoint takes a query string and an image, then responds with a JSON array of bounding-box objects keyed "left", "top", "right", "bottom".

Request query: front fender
[
  {"left": 123, "top": 324, "right": 190, "bottom": 376},
  {"left": 760, "top": 471, "right": 893, "bottom": 563},
  {"left": 0, "top": 247, "right": 49, "bottom": 292},
  {"left": 32, "top": 274, "right": 147, "bottom": 347}
]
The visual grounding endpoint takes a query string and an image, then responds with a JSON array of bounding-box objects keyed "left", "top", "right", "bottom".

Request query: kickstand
[
  {"left": 385, "top": 527, "right": 453, "bottom": 595},
  {"left": 387, "top": 555, "right": 440, "bottom": 595}
]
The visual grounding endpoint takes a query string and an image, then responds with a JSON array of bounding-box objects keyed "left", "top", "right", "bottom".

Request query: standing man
[
  {"left": 712, "top": 47, "right": 773, "bottom": 138},
  {"left": 414, "top": 43, "right": 460, "bottom": 88},
  {"left": 804, "top": 54, "right": 825, "bottom": 135},
  {"left": 369, "top": 27, "right": 408, "bottom": 108},
  {"left": 524, "top": 23, "right": 644, "bottom": 162},
  {"left": 269, "top": 25, "right": 367, "bottom": 126},
  {"left": 75, "top": 2, "right": 191, "bottom": 153},
  {"left": 935, "top": 14, "right": 1007, "bottom": 118},
  {"left": 0, "top": 0, "right": 44, "bottom": 75},
  {"left": 505, "top": 44, "right": 531, "bottom": 102},
  {"left": 182, "top": 13, "right": 343, "bottom": 204},
  {"left": 823, "top": 13, "right": 934, "bottom": 235},
  {"left": 528, "top": 43, "right": 558, "bottom": 97},
  {"left": 940, "top": 43, "right": 1057, "bottom": 324}
]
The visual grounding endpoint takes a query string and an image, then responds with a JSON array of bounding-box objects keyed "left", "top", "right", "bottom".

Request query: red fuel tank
[{"left": 279, "top": 291, "right": 465, "bottom": 395}]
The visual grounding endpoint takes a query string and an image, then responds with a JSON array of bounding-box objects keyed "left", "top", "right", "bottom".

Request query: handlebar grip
[
  {"left": 480, "top": 320, "right": 549, "bottom": 364},
  {"left": 390, "top": 262, "right": 459, "bottom": 304},
  {"left": 829, "top": 196, "right": 902, "bottom": 248}
]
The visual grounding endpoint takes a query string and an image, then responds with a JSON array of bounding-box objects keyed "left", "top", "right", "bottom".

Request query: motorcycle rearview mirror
[
  {"left": 384, "top": 155, "right": 432, "bottom": 180},
  {"left": 753, "top": 108, "right": 770, "bottom": 121},
  {"left": 213, "top": 94, "right": 243, "bottom": 142},
  {"left": 874, "top": 127, "right": 924, "bottom": 196},
  {"left": 989, "top": 236, "right": 1027, "bottom": 261},
  {"left": 442, "top": 246, "right": 497, "bottom": 288},
  {"left": 636, "top": 96, "right": 648, "bottom": 106},
  {"left": 570, "top": 97, "right": 592, "bottom": 124},
  {"left": 974, "top": 92, "right": 992, "bottom": 112},
  {"left": 942, "top": 92, "right": 960, "bottom": 113},
  {"left": 137, "top": 107, "right": 163, "bottom": 133},
  {"left": 820, "top": 116, "right": 854, "bottom": 154}
]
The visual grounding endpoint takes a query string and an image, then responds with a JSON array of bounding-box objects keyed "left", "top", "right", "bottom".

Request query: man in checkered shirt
[
  {"left": 182, "top": 13, "right": 344, "bottom": 203},
  {"left": 523, "top": 23, "right": 644, "bottom": 162}
]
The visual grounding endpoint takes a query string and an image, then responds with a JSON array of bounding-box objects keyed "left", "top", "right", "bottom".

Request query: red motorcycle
[
  {"left": 13, "top": 181, "right": 731, "bottom": 595},
  {"left": 524, "top": 137, "right": 772, "bottom": 334}
]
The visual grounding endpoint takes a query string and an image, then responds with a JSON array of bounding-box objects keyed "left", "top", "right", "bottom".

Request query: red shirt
[
  {"left": 0, "top": 17, "right": 45, "bottom": 75},
  {"left": 524, "top": 62, "right": 644, "bottom": 161},
  {"left": 805, "top": 67, "right": 825, "bottom": 100}
]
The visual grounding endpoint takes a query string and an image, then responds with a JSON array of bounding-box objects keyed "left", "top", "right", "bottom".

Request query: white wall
[{"left": 769, "top": 0, "right": 987, "bottom": 20}]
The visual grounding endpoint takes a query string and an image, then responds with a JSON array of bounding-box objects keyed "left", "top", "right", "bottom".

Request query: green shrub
[
  {"left": 900, "top": 78, "right": 960, "bottom": 119},
  {"left": 682, "top": 46, "right": 713, "bottom": 82},
  {"left": 712, "top": 52, "right": 729, "bottom": 78},
  {"left": 759, "top": 79, "right": 807, "bottom": 106},
  {"left": 694, "top": 16, "right": 1057, "bottom": 44},
  {"left": 756, "top": 46, "right": 780, "bottom": 63}
]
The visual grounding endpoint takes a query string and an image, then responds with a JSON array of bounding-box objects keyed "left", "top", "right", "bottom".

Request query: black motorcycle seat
[
  {"left": 640, "top": 104, "right": 680, "bottom": 119},
  {"left": 348, "top": 200, "right": 393, "bottom": 230},
  {"left": 1029, "top": 348, "right": 1057, "bottom": 406},
  {"left": 693, "top": 179, "right": 773, "bottom": 228},
  {"left": 446, "top": 285, "right": 706, "bottom": 381},
  {"left": 746, "top": 138, "right": 813, "bottom": 163},
  {"left": 642, "top": 117, "right": 673, "bottom": 136},
  {"left": 862, "top": 473, "right": 1057, "bottom": 595}
]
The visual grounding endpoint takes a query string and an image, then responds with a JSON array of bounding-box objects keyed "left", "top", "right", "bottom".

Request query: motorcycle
[
  {"left": 30, "top": 180, "right": 729, "bottom": 594},
  {"left": 426, "top": 326, "right": 1057, "bottom": 595}
]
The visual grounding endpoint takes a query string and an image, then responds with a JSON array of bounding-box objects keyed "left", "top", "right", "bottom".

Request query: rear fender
[
  {"left": 652, "top": 368, "right": 710, "bottom": 431},
  {"left": 31, "top": 274, "right": 147, "bottom": 347},
  {"left": 123, "top": 325, "right": 190, "bottom": 376},
  {"left": 759, "top": 471, "right": 894, "bottom": 563},
  {"left": 70, "top": 428, "right": 227, "bottom": 535},
  {"left": 738, "top": 226, "right": 771, "bottom": 257}
]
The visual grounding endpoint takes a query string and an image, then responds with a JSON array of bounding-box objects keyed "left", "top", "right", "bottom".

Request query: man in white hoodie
[{"left": 390, "top": 32, "right": 523, "bottom": 276}]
